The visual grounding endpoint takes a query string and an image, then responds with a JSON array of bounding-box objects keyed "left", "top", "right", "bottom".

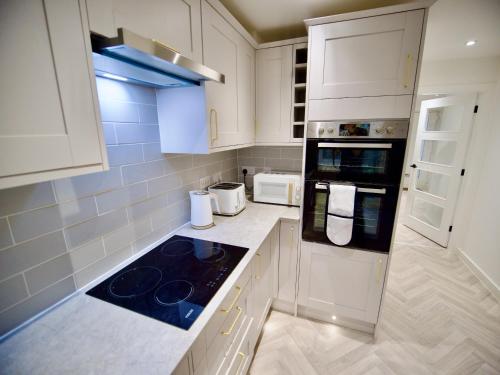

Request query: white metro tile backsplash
[{"left": 0, "top": 77, "right": 238, "bottom": 336}]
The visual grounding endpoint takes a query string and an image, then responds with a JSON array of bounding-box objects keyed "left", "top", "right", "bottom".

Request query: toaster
[{"left": 208, "top": 182, "right": 246, "bottom": 216}]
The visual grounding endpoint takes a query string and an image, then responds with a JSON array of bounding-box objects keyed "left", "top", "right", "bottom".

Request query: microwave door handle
[{"left": 318, "top": 142, "right": 392, "bottom": 149}]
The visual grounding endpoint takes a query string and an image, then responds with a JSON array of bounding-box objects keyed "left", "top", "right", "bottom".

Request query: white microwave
[{"left": 253, "top": 172, "right": 302, "bottom": 207}]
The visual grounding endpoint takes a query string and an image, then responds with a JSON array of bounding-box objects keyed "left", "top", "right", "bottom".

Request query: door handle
[{"left": 410, "top": 164, "right": 417, "bottom": 168}]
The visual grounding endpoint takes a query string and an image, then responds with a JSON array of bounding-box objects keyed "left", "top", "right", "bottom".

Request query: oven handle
[
  {"left": 314, "top": 183, "right": 386, "bottom": 195},
  {"left": 318, "top": 142, "right": 392, "bottom": 149}
]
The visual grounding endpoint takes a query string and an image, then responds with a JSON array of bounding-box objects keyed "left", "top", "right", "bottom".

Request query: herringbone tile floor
[{"left": 249, "top": 195, "right": 500, "bottom": 375}]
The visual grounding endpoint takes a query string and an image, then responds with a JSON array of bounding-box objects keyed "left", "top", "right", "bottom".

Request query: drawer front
[
  {"left": 226, "top": 322, "right": 253, "bottom": 375},
  {"left": 206, "top": 265, "right": 251, "bottom": 346},
  {"left": 207, "top": 280, "right": 251, "bottom": 374}
]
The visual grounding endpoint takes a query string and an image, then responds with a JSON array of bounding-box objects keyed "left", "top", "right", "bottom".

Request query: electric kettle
[{"left": 189, "top": 190, "right": 220, "bottom": 229}]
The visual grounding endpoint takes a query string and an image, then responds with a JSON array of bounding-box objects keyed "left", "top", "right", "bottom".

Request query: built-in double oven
[{"left": 302, "top": 120, "right": 409, "bottom": 252}]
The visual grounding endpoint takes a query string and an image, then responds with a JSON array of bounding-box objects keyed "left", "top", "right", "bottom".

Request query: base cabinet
[
  {"left": 298, "top": 241, "right": 388, "bottom": 324},
  {"left": 277, "top": 220, "right": 299, "bottom": 304}
]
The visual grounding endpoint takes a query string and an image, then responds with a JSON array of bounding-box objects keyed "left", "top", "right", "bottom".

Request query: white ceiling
[
  {"left": 219, "top": 0, "right": 416, "bottom": 42},
  {"left": 423, "top": 0, "right": 500, "bottom": 61},
  {"left": 220, "top": 0, "right": 500, "bottom": 61}
]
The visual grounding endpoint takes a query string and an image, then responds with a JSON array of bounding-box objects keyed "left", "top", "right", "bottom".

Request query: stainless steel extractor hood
[{"left": 91, "top": 28, "right": 225, "bottom": 88}]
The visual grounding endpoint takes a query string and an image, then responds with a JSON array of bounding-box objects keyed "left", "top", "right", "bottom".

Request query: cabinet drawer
[
  {"left": 205, "top": 265, "right": 251, "bottom": 346},
  {"left": 225, "top": 322, "right": 253, "bottom": 375},
  {"left": 216, "top": 316, "right": 252, "bottom": 375},
  {"left": 207, "top": 280, "right": 251, "bottom": 374}
]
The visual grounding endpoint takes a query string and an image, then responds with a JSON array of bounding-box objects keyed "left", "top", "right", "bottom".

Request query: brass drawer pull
[
  {"left": 236, "top": 351, "right": 246, "bottom": 374},
  {"left": 220, "top": 286, "right": 242, "bottom": 313},
  {"left": 221, "top": 306, "right": 243, "bottom": 336}
]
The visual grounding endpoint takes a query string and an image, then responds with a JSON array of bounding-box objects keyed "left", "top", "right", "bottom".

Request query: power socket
[
  {"left": 242, "top": 166, "right": 255, "bottom": 175},
  {"left": 199, "top": 176, "right": 211, "bottom": 189}
]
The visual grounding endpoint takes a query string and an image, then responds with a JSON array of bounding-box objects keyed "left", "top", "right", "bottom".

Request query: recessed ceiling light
[
  {"left": 331, "top": 315, "right": 337, "bottom": 320},
  {"left": 465, "top": 40, "right": 477, "bottom": 47}
]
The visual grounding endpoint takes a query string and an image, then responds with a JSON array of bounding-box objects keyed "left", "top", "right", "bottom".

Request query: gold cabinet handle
[
  {"left": 287, "top": 183, "right": 293, "bottom": 205},
  {"left": 236, "top": 351, "right": 246, "bottom": 374},
  {"left": 376, "top": 258, "right": 383, "bottom": 284},
  {"left": 221, "top": 306, "right": 243, "bottom": 336},
  {"left": 220, "top": 286, "right": 241, "bottom": 313},
  {"left": 403, "top": 53, "right": 412, "bottom": 89},
  {"left": 209, "top": 109, "right": 218, "bottom": 146}
]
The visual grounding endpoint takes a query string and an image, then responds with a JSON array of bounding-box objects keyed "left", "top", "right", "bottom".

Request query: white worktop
[{"left": 0, "top": 202, "right": 299, "bottom": 375}]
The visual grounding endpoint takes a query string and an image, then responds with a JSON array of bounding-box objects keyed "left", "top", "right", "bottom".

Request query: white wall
[{"left": 451, "top": 66, "right": 500, "bottom": 291}]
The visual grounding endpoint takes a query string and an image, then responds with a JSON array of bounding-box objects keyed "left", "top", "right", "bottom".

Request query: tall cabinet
[{"left": 307, "top": 9, "right": 424, "bottom": 120}]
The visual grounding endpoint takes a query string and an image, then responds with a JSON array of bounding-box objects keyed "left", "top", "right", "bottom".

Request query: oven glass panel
[
  {"left": 317, "top": 148, "right": 388, "bottom": 175},
  {"left": 302, "top": 182, "right": 397, "bottom": 252}
]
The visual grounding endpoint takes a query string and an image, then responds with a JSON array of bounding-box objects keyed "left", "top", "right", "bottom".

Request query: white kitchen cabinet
[
  {"left": 298, "top": 241, "right": 388, "bottom": 324},
  {"left": 255, "top": 46, "right": 293, "bottom": 143},
  {"left": 85, "top": 0, "right": 203, "bottom": 62},
  {"left": 237, "top": 36, "right": 256, "bottom": 145},
  {"left": 308, "top": 10, "right": 424, "bottom": 100},
  {"left": 0, "top": 0, "right": 107, "bottom": 190},
  {"left": 202, "top": 1, "right": 252, "bottom": 149},
  {"left": 249, "top": 226, "right": 276, "bottom": 347},
  {"left": 277, "top": 220, "right": 299, "bottom": 303}
]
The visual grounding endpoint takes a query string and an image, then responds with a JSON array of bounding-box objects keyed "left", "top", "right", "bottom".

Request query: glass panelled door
[{"left": 404, "top": 94, "right": 477, "bottom": 247}]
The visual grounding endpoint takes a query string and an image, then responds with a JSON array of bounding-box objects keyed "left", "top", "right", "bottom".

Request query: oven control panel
[{"left": 307, "top": 120, "right": 409, "bottom": 139}]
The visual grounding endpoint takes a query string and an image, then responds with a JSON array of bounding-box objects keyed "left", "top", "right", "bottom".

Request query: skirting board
[
  {"left": 297, "top": 305, "right": 375, "bottom": 334},
  {"left": 455, "top": 246, "right": 500, "bottom": 302}
]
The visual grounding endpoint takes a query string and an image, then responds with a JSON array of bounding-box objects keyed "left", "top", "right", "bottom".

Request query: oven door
[
  {"left": 302, "top": 180, "right": 398, "bottom": 252},
  {"left": 305, "top": 139, "right": 406, "bottom": 185}
]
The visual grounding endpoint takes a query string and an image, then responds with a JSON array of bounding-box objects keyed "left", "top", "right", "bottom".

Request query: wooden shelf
[
  {"left": 293, "top": 121, "right": 304, "bottom": 125},
  {"left": 295, "top": 63, "right": 307, "bottom": 69},
  {"left": 294, "top": 103, "right": 305, "bottom": 107},
  {"left": 294, "top": 83, "right": 306, "bottom": 88}
]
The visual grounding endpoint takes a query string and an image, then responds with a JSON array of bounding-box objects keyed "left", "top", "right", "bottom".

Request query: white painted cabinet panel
[
  {"left": 202, "top": 1, "right": 239, "bottom": 149},
  {"left": 309, "top": 10, "right": 424, "bottom": 99},
  {"left": 277, "top": 220, "right": 299, "bottom": 303},
  {"left": 298, "top": 241, "right": 387, "bottom": 324},
  {"left": 86, "top": 0, "right": 203, "bottom": 62},
  {"left": 256, "top": 46, "right": 293, "bottom": 143},
  {"left": 237, "top": 36, "right": 256, "bottom": 145},
  {"left": 0, "top": 0, "right": 106, "bottom": 189}
]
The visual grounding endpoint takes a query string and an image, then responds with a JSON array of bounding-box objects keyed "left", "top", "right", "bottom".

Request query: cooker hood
[{"left": 91, "top": 28, "right": 225, "bottom": 88}]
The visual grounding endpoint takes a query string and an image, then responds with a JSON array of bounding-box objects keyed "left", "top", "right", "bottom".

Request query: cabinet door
[
  {"left": 0, "top": 0, "right": 103, "bottom": 187},
  {"left": 86, "top": 0, "right": 203, "bottom": 62},
  {"left": 309, "top": 10, "right": 424, "bottom": 99},
  {"left": 251, "top": 234, "right": 273, "bottom": 330},
  {"left": 278, "top": 221, "right": 299, "bottom": 303},
  {"left": 298, "top": 241, "right": 387, "bottom": 323},
  {"left": 256, "top": 46, "right": 293, "bottom": 143},
  {"left": 237, "top": 36, "right": 256, "bottom": 145},
  {"left": 202, "top": 1, "right": 239, "bottom": 149}
]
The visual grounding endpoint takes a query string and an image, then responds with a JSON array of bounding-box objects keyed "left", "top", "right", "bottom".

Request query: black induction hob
[{"left": 86, "top": 235, "right": 248, "bottom": 330}]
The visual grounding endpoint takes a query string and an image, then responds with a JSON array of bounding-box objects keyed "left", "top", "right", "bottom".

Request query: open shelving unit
[{"left": 291, "top": 43, "right": 308, "bottom": 141}]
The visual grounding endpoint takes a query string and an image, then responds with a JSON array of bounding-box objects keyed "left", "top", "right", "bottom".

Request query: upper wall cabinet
[
  {"left": 202, "top": 1, "right": 255, "bottom": 149},
  {"left": 86, "top": 0, "right": 203, "bottom": 62},
  {"left": 308, "top": 10, "right": 424, "bottom": 100},
  {"left": 255, "top": 46, "right": 293, "bottom": 144},
  {"left": 0, "top": 0, "right": 107, "bottom": 190}
]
